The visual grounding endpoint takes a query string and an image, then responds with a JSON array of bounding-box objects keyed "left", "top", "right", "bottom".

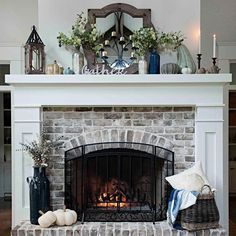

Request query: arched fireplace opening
[{"left": 65, "top": 142, "right": 174, "bottom": 222}]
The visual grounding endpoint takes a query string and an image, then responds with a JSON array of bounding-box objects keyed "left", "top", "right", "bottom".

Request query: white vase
[
  {"left": 138, "top": 56, "right": 147, "bottom": 74},
  {"left": 72, "top": 47, "right": 84, "bottom": 74}
]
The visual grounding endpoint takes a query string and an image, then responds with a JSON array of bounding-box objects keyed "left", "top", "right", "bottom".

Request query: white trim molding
[
  {"left": 0, "top": 43, "right": 24, "bottom": 74},
  {"left": 218, "top": 41, "right": 236, "bottom": 73}
]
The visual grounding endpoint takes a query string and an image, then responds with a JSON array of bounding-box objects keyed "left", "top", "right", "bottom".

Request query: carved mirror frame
[{"left": 83, "top": 3, "right": 153, "bottom": 74}]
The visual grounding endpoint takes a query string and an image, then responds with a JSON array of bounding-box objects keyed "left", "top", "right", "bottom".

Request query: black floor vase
[{"left": 27, "top": 166, "right": 50, "bottom": 225}]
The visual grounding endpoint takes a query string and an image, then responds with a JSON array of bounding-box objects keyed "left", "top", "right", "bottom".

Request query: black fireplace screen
[{"left": 65, "top": 142, "right": 174, "bottom": 222}]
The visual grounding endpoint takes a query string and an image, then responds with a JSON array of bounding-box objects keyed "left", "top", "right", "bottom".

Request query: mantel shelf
[{"left": 6, "top": 74, "right": 232, "bottom": 85}]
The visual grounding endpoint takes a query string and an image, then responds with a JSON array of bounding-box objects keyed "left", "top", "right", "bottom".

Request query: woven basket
[{"left": 177, "top": 185, "right": 220, "bottom": 231}]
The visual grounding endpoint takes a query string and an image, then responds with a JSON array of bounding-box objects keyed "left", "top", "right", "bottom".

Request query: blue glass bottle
[{"left": 148, "top": 49, "right": 160, "bottom": 74}]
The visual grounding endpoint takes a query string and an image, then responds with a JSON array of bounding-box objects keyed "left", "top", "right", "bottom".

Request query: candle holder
[
  {"left": 197, "top": 54, "right": 202, "bottom": 69},
  {"left": 212, "top": 57, "right": 217, "bottom": 66},
  {"left": 207, "top": 57, "right": 220, "bottom": 74},
  {"left": 99, "top": 33, "right": 137, "bottom": 70}
]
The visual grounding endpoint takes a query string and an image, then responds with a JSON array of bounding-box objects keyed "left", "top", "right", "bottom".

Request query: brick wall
[{"left": 43, "top": 106, "right": 195, "bottom": 210}]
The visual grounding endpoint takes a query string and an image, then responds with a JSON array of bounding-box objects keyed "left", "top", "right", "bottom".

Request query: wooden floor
[
  {"left": 229, "top": 197, "right": 236, "bottom": 236},
  {"left": 0, "top": 197, "right": 235, "bottom": 236},
  {"left": 0, "top": 198, "right": 11, "bottom": 236}
]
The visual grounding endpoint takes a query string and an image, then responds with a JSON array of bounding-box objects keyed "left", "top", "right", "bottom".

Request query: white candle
[
  {"left": 111, "top": 31, "right": 116, "bottom": 37},
  {"left": 198, "top": 31, "right": 201, "bottom": 54},
  {"left": 213, "top": 34, "right": 216, "bottom": 58},
  {"left": 131, "top": 52, "right": 135, "bottom": 58},
  {"left": 129, "top": 35, "right": 132, "bottom": 41},
  {"left": 120, "top": 36, "right": 125, "bottom": 42},
  {"left": 104, "top": 40, "right": 109, "bottom": 46},
  {"left": 102, "top": 51, "right": 107, "bottom": 57}
]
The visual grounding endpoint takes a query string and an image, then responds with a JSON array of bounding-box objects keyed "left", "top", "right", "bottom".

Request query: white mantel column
[
  {"left": 195, "top": 103, "right": 228, "bottom": 231},
  {"left": 12, "top": 105, "right": 41, "bottom": 226}
]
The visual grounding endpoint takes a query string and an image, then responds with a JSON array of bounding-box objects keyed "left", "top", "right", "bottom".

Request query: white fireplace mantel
[{"left": 6, "top": 74, "right": 231, "bottom": 231}]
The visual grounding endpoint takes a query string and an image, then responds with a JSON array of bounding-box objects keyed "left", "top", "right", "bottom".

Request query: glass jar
[
  {"left": 138, "top": 56, "right": 147, "bottom": 74},
  {"left": 72, "top": 48, "right": 85, "bottom": 74}
]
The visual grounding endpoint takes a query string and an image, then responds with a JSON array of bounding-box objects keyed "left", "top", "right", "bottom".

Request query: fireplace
[
  {"left": 6, "top": 74, "right": 230, "bottom": 230},
  {"left": 65, "top": 142, "right": 174, "bottom": 222}
]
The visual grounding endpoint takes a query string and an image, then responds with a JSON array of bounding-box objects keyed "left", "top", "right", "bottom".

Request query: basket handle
[{"left": 200, "top": 184, "right": 213, "bottom": 194}]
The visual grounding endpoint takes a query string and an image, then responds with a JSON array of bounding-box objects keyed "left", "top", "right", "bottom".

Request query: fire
[
  {"left": 97, "top": 202, "right": 127, "bottom": 208},
  {"left": 95, "top": 178, "right": 129, "bottom": 208},
  {"left": 96, "top": 191, "right": 128, "bottom": 208}
]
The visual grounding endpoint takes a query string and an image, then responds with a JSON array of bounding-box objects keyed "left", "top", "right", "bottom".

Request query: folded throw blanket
[{"left": 167, "top": 189, "right": 199, "bottom": 229}]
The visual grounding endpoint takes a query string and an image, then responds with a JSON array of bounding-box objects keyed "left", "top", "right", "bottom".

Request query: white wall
[
  {"left": 201, "top": 0, "right": 236, "bottom": 68},
  {"left": 0, "top": 0, "right": 38, "bottom": 44},
  {"left": 38, "top": 0, "right": 200, "bottom": 69}
]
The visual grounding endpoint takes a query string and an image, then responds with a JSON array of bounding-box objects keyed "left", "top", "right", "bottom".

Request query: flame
[
  {"left": 96, "top": 191, "right": 128, "bottom": 208},
  {"left": 97, "top": 202, "right": 127, "bottom": 208},
  {"left": 94, "top": 178, "right": 130, "bottom": 208}
]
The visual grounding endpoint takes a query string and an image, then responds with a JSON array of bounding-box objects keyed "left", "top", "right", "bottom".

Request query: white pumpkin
[
  {"left": 66, "top": 209, "right": 77, "bottom": 223},
  {"left": 181, "top": 67, "right": 192, "bottom": 74},
  {"left": 53, "top": 206, "right": 77, "bottom": 226},
  {"left": 38, "top": 210, "right": 57, "bottom": 228}
]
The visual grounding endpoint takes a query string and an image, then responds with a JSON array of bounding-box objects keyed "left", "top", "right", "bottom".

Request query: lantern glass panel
[
  {"left": 25, "top": 46, "right": 30, "bottom": 70},
  {"left": 32, "top": 47, "right": 40, "bottom": 71}
]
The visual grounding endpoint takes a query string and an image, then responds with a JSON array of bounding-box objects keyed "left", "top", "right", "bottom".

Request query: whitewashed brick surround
[
  {"left": 12, "top": 221, "right": 226, "bottom": 236},
  {"left": 43, "top": 106, "right": 195, "bottom": 210}
]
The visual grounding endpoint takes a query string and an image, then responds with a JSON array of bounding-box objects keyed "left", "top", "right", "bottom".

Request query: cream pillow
[{"left": 165, "top": 161, "right": 210, "bottom": 192}]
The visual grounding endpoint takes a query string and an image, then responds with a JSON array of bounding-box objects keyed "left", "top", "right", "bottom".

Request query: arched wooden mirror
[{"left": 84, "top": 3, "right": 153, "bottom": 73}]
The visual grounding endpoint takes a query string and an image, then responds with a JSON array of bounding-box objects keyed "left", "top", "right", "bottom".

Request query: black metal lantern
[{"left": 25, "top": 25, "right": 45, "bottom": 74}]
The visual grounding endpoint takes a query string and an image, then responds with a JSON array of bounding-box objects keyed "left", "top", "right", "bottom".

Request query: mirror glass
[
  {"left": 96, "top": 13, "right": 143, "bottom": 33},
  {"left": 96, "top": 13, "right": 143, "bottom": 69},
  {"left": 86, "top": 4, "right": 152, "bottom": 73}
]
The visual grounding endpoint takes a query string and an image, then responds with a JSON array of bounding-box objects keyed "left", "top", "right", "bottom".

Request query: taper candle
[
  {"left": 213, "top": 34, "right": 216, "bottom": 58},
  {"left": 102, "top": 51, "right": 107, "bottom": 57},
  {"left": 120, "top": 36, "right": 125, "bottom": 42},
  {"left": 198, "top": 31, "right": 201, "bottom": 54}
]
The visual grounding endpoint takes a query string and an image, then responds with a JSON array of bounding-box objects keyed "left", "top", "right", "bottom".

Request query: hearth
[{"left": 65, "top": 142, "right": 174, "bottom": 222}]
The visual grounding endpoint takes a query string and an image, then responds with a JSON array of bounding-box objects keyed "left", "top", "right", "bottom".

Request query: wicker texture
[{"left": 177, "top": 185, "right": 220, "bottom": 231}]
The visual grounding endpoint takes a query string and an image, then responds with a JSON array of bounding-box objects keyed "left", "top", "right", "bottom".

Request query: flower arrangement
[
  {"left": 158, "top": 31, "right": 184, "bottom": 52},
  {"left": 132, "top": 27, "right": 184, "bottom": 56},
  {"left": 20, "top": 132, "right": 62, "bottom": 167},
  {"left": 57, "top": 12, "right": 101, "bottom": 52},
  {"left": 131, "top": 27, "right": 159, "bottom": 56}
]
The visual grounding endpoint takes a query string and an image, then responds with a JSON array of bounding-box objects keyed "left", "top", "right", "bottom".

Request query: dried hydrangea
[
  {"left": 57, "top": 12, "right": 101, "bottom": 51},
  {"left": 20, "top": 132, "right": 62, "bottom": 167}
]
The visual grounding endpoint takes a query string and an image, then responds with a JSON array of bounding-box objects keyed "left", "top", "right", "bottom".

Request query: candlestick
[
  {"left": 212, "top": 57, "right": 217, "bottom": 66},
  {"left": 197, "top": 54, "right": 202, "bottom": 69},
  {"left": 213, "top": 34, "right": 216, "bottom": 58}
]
